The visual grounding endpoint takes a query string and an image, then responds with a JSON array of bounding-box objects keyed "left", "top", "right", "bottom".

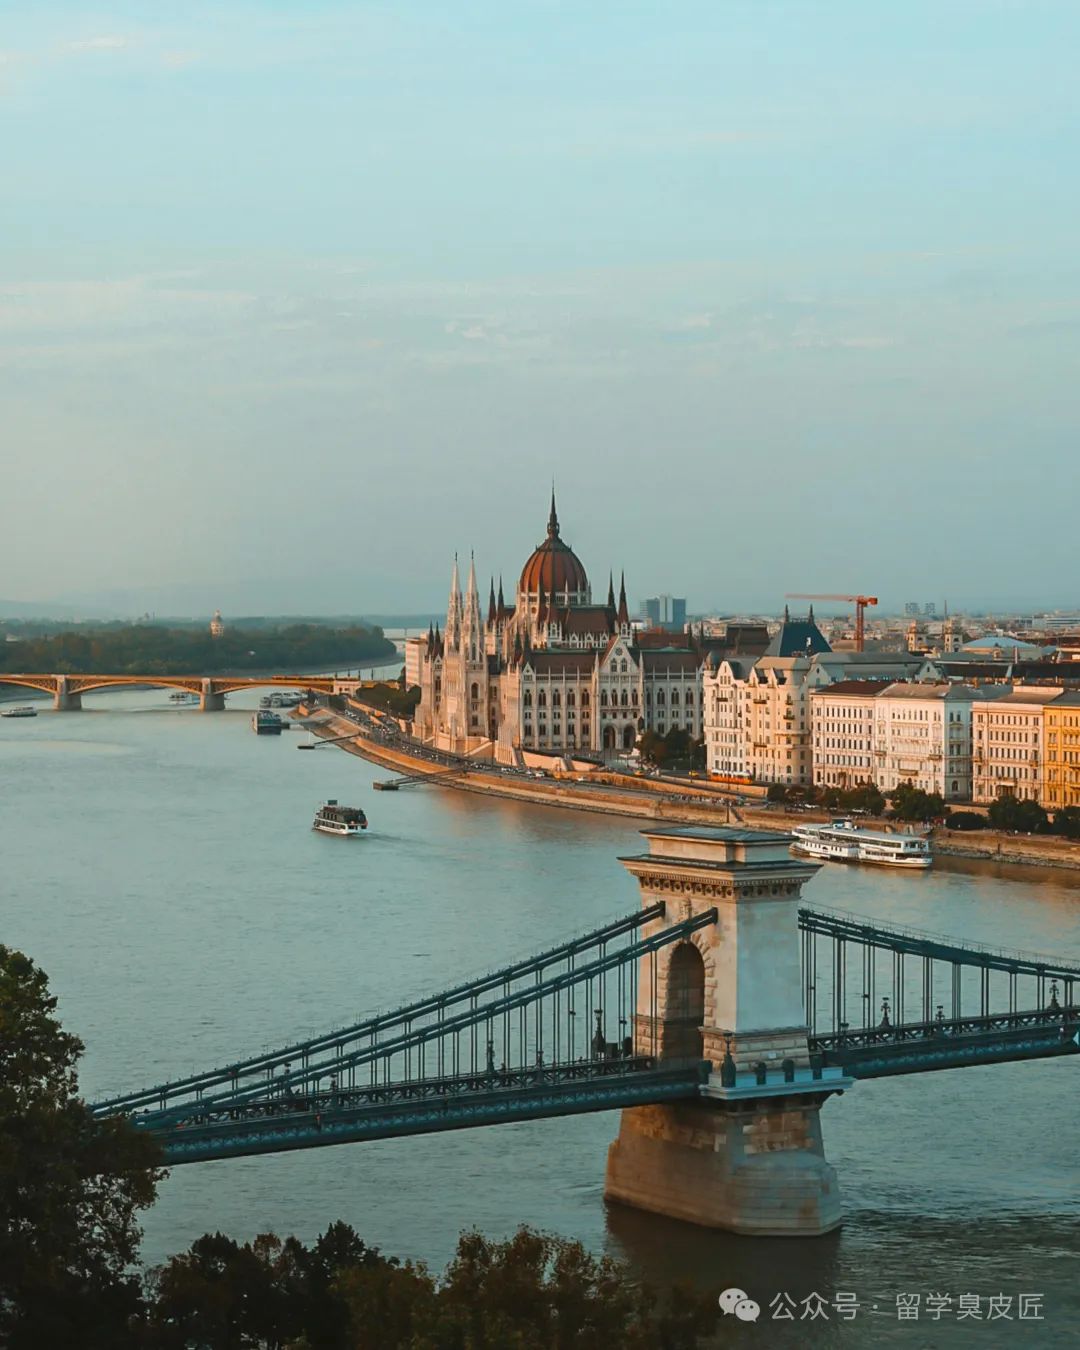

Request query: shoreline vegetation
[
  {"left": 301, "top": 703, "right": 1080, "bottom": 875},
  {"left": 0, "top": 622, "right": 396, "bottom": 678}
]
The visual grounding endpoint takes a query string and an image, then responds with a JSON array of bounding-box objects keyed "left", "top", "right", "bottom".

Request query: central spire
[{"left": 547, "top": 487, "right": 559, "bottom": 538}]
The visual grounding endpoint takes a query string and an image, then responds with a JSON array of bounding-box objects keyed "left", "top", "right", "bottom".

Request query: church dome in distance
[{"left": 518, "top": 493, "right": 589, "bottom": 600}]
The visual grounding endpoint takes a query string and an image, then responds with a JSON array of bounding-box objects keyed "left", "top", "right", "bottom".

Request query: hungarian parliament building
[{"left": 411, "top": 496, "right": 702, "bottom": 762}]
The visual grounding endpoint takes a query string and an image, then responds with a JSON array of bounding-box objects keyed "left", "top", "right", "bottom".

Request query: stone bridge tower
[{"left": 604, "top": 825, "right": 844, "bottom": 1236}]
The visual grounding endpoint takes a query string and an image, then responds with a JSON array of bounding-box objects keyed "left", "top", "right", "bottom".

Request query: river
[{"left": 3, "top": 686, "right": 1079, "bottom": 1345}]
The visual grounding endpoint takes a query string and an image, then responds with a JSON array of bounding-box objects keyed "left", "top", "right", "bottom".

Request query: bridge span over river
[
  {"left": 0, "top": 673, "right": 336, "bottom": 710},
  {"left": 94, "top": 826, "right": 1080, "bottom": 1238}
]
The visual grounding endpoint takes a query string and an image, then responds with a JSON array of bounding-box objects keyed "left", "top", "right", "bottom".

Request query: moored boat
[
  {"left": 313, "top": 799, "right": 367, "bottom": 835},
  {"left": 792, "top": 819, "right": 932, "bottom": 869},
  {"left": 252, "top": 710, "right": 285, "bottom": 734},
  {"left": 1, "top": 705, "right": 38, "bottom": 719}
]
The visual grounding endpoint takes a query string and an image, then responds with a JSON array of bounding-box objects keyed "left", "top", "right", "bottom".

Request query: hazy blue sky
[{"left": 3, "top": 2, "right": 1078, "bottom": 617}]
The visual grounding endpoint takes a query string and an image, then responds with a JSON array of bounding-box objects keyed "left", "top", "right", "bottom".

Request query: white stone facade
[{"left": 971, "top": 687, "right": 1064, "bottom": 803}]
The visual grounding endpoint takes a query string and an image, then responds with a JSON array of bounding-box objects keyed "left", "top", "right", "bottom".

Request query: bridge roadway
[{"left": 0, "top": 672, "right": 337, "bottom": 710}]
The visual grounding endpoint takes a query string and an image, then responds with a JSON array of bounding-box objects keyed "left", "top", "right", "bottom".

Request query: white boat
[
  {"left": 1, "top": 705, "right": 38, "bottom": 719},
  {"left": 169, "top": 691, "right": 198, "bottom": 704},
  {"left": 792, "top": 819, "right": 932, "bottom": 869},
  {"left": 313, "top": 799, "right": 367, "bottom": 835}
]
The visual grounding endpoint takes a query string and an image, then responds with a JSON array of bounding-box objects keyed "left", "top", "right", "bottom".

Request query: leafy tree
[
  {"left": 0, "top": 947, "right": 162, "bottom": 1350},
  {"left": 766, "top": 783, "right": 789, "bottom": 803},
  {"left": 946, "top": 810, "right": 987, "bottom": 831},
  {"left": 889, "top": 782, "right": 946, "bottom": 822},
  {"left": 636, "top": 731, "right": 668, "bottom": 765},
  {"left": 987, "top": 794, "right": 1050, "bottom": 834},
  {"left": 1053, "top": 806, "right": 1080, "bottom": 840}
]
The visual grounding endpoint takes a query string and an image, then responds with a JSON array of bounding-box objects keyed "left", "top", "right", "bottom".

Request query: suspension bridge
[{"left": 92, "top": 826, "right": 1080, "bottom": 1237}]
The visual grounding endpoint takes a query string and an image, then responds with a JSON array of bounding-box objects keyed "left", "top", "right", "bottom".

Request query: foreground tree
[{"left": 0, "top": 946, "right": 163, "bottom": 1349}]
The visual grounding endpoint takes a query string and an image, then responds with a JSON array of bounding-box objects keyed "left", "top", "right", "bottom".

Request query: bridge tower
[
  {"left": 199, "top": 679, "right": 225, "bottom": 711},
  {"left": 53, "top": 676, "right": 82, "bottom": 711},
  {"left": 604, "top": 826, "right": 844, "bottom": 1236}
]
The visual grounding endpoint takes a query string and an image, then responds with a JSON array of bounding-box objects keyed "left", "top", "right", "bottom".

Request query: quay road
[{"left": 299, "top": 699, "right": 744, "bottom": 826}]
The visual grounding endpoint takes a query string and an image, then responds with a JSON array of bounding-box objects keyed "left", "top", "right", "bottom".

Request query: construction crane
[{"left": 785, "top": 592, "right": 879, "bottom": 652}]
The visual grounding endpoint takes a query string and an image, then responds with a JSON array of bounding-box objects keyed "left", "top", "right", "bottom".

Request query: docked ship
[
  {"left": 313, "top": 799, "right": 367, "bottom": 835},
  {"left": 1, "top": 705, "right": 38, "bottom": 719},
  {"left": 252, "top": 710, "right": 285, "bottom": 734},
  {"left": 791, "top": 820, "right": 932, "bottom": 869}
]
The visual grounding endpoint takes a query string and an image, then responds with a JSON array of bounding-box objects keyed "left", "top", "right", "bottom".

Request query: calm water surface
[{"left": 4, "top": 688, "right": 1080, "bottom": 1346}]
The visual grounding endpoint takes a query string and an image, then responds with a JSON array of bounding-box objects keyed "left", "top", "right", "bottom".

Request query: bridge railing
[{"left": 799, "top": 905, "right": 1080, "bottom": 1043}]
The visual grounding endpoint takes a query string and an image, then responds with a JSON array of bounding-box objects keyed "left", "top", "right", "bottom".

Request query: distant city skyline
[{"left": 4, "top": 4, "right": 1079, "bottom": 614}]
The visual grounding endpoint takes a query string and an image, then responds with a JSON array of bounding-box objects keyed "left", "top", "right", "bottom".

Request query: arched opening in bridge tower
[{"left": 663, "top": 942, "right": 705, "bottom": 1061}]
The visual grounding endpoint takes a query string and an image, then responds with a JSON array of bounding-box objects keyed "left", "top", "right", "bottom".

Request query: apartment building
[
  {"left": 811, "top": 681, "right": 885, "bottom": 789},
  {"left": 971, "top": 687, "right": 1064, "bottom": 803},
  {"left": 1042, "top": 691, "right": 1080, "bottom": 811},
  {"left": 872, "top": 683, "right": 994, "bottom": 801}
]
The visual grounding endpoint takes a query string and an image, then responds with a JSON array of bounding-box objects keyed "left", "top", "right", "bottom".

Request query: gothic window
[
  {"left": 538, "top": 690, "right": 547, "bottom": 708},
  {"left": 471, "top": 683, "right": 479, "bottom": 700},
  {"left": 657, "top": 690, "right": 665, "bottom": 706},
  {"left": 685, "top": 689, "right": 694, "bottom": 706},
  {"left": 567, "top": 691, "right": 575, "bottom": 707},
  {"left": 434, "top": 679, "right": 441, "bottom": 696},
  {"left": 620, "top": 690, "right": 628, "bottom": 706},
  {"left": 620, "top": 659, "right": 627, "bottom": 673},
  {"left": 524, "top": 690, "right": 532, "bottom": 708},
  {"left": 581, "top": 691, "right": 590, "bottom": 708},
  {"left": 671, "top": 690, "right": 680, "bottom": 706},
  {"left": 601, "top": 690, "right": 609, "bottom": 706},
  {"left": 631, "top": 688, "right": 639, "bottom": 705},
  {"left": 552, "top": 690, "right": 561, "bottom": 708}
]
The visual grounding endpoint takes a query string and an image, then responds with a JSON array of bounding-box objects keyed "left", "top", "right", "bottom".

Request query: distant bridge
[{"left": 0, "top": 673, "right": 336, "bottom": 711}]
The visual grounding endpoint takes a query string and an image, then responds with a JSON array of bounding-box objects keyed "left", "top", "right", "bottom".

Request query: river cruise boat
[
  {"left": 1, "top": 705, "right": 38, "bottom": 719},
  {"left": 252, "top": 710, "right": 285, "bottom": 734},
  {"left": 169, "top": 691, "right": 198, "bottom": 704},
  {"left": 313, "top": 799, "right": 367, "bottom": 835},
  {"left": 791, "top": 820, "right": 932, "bottom": 869}
]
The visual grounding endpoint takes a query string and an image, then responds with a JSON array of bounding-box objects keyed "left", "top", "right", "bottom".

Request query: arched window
[
  {"left": 471, "top": 682, "right": 479, "bottom": 700},
  {"left": 524, "top": 690, "right": 532, "bottom": 708},
  {"left": 567, "top": 690, "right": 575, "bottom": 707},
  {"left": 657, "top": 689, "right": 665, "bottom": 706},
  {"left": 601, "top": 690, "right": 609, "bottom": 706},
  {"left": 581, "top": 690, "right": 590, "bottom": 708},
  {"left": 620, "top": 659, "right": 627, "bottom": 673},
  {"left": 620, "top": 690, "right": 628, "bottom": 706},
  {"left": 538, "top": 690, "right": 547, "bottom": 708},
  {"left": 552, "top": 690, "right": 561, "bottom": 708},
  {"left": 434, "top": 678, "right": 441, "bottom": 696},
  {"left": 671, "top": 690, "right": 680, "bottom": 706},
  {"left": 685, "top": 689, "right": 693, "bottom": 706},
  {"left": 631, "top": 688, "right": 639, "bottom": 705}
]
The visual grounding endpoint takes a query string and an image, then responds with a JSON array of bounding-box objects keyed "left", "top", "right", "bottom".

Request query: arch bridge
[
  {"left": 0, "top": 673, "right": 336, "bottom": 711},
  {"left": 93, "top": 827, "right": 1079, "bottom": 1238}
]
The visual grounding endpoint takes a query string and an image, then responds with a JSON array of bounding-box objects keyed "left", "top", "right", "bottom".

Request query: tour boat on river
[
  {"left": 791, "top": 819, "right": 932, "bottom": 869},
  {"left": 313, "top": 799, "right": 367, "bottom": 836},
  {"left": 252, "top": 710, "right": 285, "bottom": 734},
  {"left": 1, "top": 705, "right": 38, "bottom": 719}
]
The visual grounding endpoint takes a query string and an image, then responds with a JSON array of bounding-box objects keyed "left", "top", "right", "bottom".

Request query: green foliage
[
  {"left": 1053, "top": 806, "right": 1080, "bottom": 840},
  {"left": 146, "top": 1225, "right": 718, "bottom": 1349},
  {"left": 987, "top": 794, "right": 1051, "bottom": 834},
  {"left": 766, "top": 783, "right": 789, "bottom": 803},
  {"left": 0, "top": 947, "right": 163, "bottom": 1350},
  {"left": 946, "top": 810, "right": 988, "bottom": 831},
  {"left": 889, "top": 782, "right": 947, "bottom": 822},
  {"left": 348, "top": 683, "right": 421, "bottom": 718},
  {"left": 636, "top": 730, "right": 668, "bottom": 765},
  {"left": 0, "top": 623, "right": 395, "bottom": 678},
  {"left": 636, "top": 729, "right": 704, "bottom": 769}
]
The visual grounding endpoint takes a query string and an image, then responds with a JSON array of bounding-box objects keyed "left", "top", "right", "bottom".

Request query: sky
[{"left": 2, "top": 2, "right": 1079, "bottom": 618}]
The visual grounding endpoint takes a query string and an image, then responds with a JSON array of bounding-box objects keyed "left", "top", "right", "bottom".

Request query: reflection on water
[{"left": 3, "top": 687, "right": 1080, "bottom": 1344}]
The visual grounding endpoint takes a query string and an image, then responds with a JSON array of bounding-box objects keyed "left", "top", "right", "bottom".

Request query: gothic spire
[
  {"left": 617, "top": 571, "right": 629, "bottom": 626},
  {"left": 497, "top": 575, "right": 506, "bottom": 616},
  {"left": 547, "top": 486, "right": 559, "bottom": 538},
  {"left": 607, "top": 571, "right": 615, "bottom": 609},
  {"left": 487, "top": 577, "right": 497, "bottom": 624}
]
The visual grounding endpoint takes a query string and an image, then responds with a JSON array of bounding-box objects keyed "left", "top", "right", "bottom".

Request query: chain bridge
[{"left": 92, "top": 827, "right": 1079, "bottom": 1237}]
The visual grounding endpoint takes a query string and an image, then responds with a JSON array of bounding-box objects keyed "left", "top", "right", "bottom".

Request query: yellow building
[{"left": 1043, "top": 691, "right": 1080, "bottom": 811}]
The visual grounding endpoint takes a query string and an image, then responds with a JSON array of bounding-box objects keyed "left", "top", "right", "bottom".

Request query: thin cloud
[{"left": 66, "top": 36, "right": 130, "bottom": 53}]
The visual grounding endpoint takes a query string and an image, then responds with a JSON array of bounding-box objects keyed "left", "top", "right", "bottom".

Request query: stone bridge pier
[
  {"left": 200, "top": 680, "right": 225, "bottom": 711},
  {"left": 604, "top": 826, "right": 844, "bottom": 1237},
  {"left": 54, "top": 677, "right": 82, "bottom": 711}
]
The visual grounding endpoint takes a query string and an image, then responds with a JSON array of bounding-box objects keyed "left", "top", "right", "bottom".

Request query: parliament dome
[{"left": 518, "top": 494, "right": 589, "bottom": 600}]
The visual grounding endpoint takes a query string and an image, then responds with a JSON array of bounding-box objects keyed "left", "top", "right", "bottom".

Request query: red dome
[{"left": 518, "top": 496, "right": 589, "bottom": 598}]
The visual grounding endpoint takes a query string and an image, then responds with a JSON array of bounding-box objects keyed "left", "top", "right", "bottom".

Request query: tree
[
  {"left": 889, "top": 782, "right": 946, "bottom": 822},
  {"left": 1053, "top": 806, "right": 1080, "bottom": 840},
  {"left": 0, "top": 947, "right": 163, "bottom": 1350},
  {"left": 946, "top": 810, "right": 987, "bottom": 831},
  {"left": 636, "top": 731, "right": 668, "bottom": 765},
  {"left": 987, "top": 794, "right": 1050, "bottom": 834}
]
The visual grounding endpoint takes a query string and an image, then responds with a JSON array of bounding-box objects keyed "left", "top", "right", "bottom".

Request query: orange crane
[{"left": 785, "top": 592, "right": 879, "bottom": 652}]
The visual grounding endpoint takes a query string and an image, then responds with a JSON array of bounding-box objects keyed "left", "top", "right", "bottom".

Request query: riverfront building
[
  {"left": 412, "top": 497, "right": 702, "bottom": 761},
  {"left": 971, "top": 687, "right": 1064, "bottom": 803},
  {"left": 1043, "top": 691, "right": 1080, "bottom": 811}
]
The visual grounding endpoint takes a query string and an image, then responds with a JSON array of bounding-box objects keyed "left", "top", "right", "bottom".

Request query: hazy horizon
[{"left": 5, "top": 4, "right": 1079, "bottom": 616}]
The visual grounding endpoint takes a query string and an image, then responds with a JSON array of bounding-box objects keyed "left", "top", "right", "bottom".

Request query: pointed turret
[
  {"left": 607, "top": 571, "right": 616, "bottom": 610},
  {"left": 445, "top": 555, "right": 463, "bottom": 650},
  {"left": 487, "top": 577, "right": 497, "bottom": 625},
  {"left": 547, "top": 487, "right": 559, "bottom": 538},
  {"left": 617, "top": 572, "right": 629, "bottom": 628},
  {"left": 462, "top": 551, "right": 482, "bottom": 660},
  {"left": 497, "top": 576, "right": 507, "bottom": 617}
]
